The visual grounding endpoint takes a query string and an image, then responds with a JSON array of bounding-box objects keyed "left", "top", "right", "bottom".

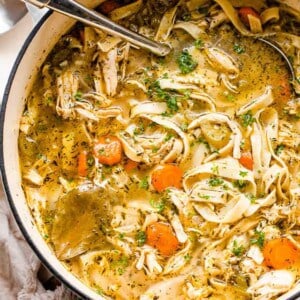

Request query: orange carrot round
[
  {"left": 124, "top": 159, "right": 138, "bottom": 172},
  {"left": 238, "top": 7, "right": 261, "bottom": 27},
  {"left": 78, "top": 150, "right": 88, "bottom": 177},
  {"left": 146, "top": 222, "right": 179, "bottom": 256},
  {"left": 239, "top": 152, "right": 253, "bottom": 170},
  {"left": 275, "top": 76, "right": 292, "bottom": 104},
  {"left": 151, "top": 164, "right": 183, "bottom": 193},
  {"left": 98, "top": 0, "right": 121, "bottom": 15},
  {"left": 263, "top": 238, "right": 300, "bottom": 269},
  {"left": 93, "top": 135, "right": 122, "bottom": 166}
]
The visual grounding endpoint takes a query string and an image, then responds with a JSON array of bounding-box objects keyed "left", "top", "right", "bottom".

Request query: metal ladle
[
  {"left": 259, "top": 37, "right": 295, "bottom": 81},
  {"left": 20, "top": 0, "right": 296, "bottom": 79},
  {"left": 22, "top": 0, "right": 171, "bottom": 56}
]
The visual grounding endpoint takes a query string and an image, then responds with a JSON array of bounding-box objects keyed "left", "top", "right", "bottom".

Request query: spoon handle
[{"left": 23, "top": 0, "right": 171, "bottom": 56}]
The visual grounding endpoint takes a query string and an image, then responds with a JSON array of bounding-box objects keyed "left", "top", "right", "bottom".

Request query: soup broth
[{"left": 19, "top": 1, "right": 300, "bottom": 299}]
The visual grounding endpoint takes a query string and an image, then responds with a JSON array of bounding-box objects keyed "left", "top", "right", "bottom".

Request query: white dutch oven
[
  {"left": 1, "top": 2, "right": 300, "bottom": 300},
  {"left": 0, "top": 1, "right": 105, "bottom": 299}
]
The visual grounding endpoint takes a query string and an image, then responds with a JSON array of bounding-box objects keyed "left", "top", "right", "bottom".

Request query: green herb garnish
[
  {"left": 198, "top": 194, "right": 210, "bottom": 199},
  {"left": 74, "top": 91, "right": 83, "bottom": 101},
  {"left": 250, "top": 230, "right": 265, "bottom": 248},
  {"left": 177, "top": 50, "right": 198, "bottom": 74},
  {"left": 136, "top": 231, "right": 146, "bottom": 247},
  {"left": 166, "top": 96, "right": 179, "bottom": 112},
  {"left": 184, "top": 253, "right": 192, "bottom": 262},
  {"left": 111, "top": 255, "right": 129, "bottom": 275},
  {"left": 275, "top": 144, "right": 284, "bottom": 155},
  {"left": 239, "top": 171, "right": 248, "bottom": 177},
  {"left": 134, "top": 122, "right": 145, "bottom": 135},
  {"left": 240, "top": 112, "right": 255, "bottom": 127},
  {"left": 150, "top": 199, "right": 166, "bottom": 213},
  {"left": 232, "top": 240, "right": 245, "bottom": 257},
  {"left": 208, "top": 177, "right": 224, "bottom": 187},
  {"left": 233, "top": 180, "right": 247, "bottom": 189},
  {"left": 233, "top": 44, "right": 245, "bottom": 54},
  {"left": 225, "top": 93, "right": 236, "bottom": 102},
  {"left": 211, "top": 165, "right": 219, "bottom": 174},
  {"left": 139, "top": 177, "right": 149, "bottom": 190},
  {"left": 148, "top": 81, "right": 179, "bottom": 113},
  {"left": 194, "top": 38, "right": 204, "bottom": 49},
  {"left": 164, "top": 133, "right": 174, "bottom": 142}
]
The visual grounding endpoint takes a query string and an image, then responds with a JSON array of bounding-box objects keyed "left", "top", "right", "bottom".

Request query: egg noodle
[{"left": 19, "top": 0, "right": 300, "bottom": 299}]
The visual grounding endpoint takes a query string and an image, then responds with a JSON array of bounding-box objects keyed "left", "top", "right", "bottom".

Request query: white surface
[{"left": 0, "top": 13, "right": 34, "bottom": 103}]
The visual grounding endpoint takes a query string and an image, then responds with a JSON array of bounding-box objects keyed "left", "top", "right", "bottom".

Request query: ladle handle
[{"left": 23, "top": 0, "right": 171, "bottom": 56}]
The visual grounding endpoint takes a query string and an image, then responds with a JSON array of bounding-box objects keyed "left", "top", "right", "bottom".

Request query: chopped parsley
[
  {"left": 275, "top": 144, "right": 284, "bottom": 155},
  {"left": 240, "top": 140, "right": 245, "bottom": 149},
  {"left": 152, "top": 146, "right": 159, "bottom": 153},
  {"left": 177, "top": 50, "right": 198, "bottom": 74},
  {"left": 211, "top": 165, "right": 219, "bottom": 174},
  {"left": 136, "top": 231, "right": 146, "bottom": 246},
  {"left": 133, "top": 122, "right": 145, "bottom": 135},
  {"left": 148, "top": 81, "right": 179, "bottom": 113},
  {"left": 111, "top": 255, "right": 129, "bottom": 275},
  {"left": 198, "top": 194, "right": 210, "bottom": 200},
  {"left": 232, "top": 240, "right": 245, "bottom": 257},
  {"left": 184, "top": 253, "right": 192, "bottom": 262},
  {"left": 250, "top": 230, "right": 265, "bottom": 248},
  {"left": 233, "top": 180, "right": 247, "bottom": 189},
  {"left": 87, "top": 156, "right": 94, "bottom": 167},
  {"left": 296, "top": 77, "right": 300, "bottom": 84},
  {"left": 74, "top": 91, "right": 83, "bottom": 101},
  {"left": 139, "top": 177, "right": 149, "bottom": 190},
  {"left": 247, "top": 194, "right": 257, "bottom": 204},
  {"left": 239, "top": 171, "right": 248, "bottom": 177},
  {"left": 45, "top": 96, "right": 53, "bottom": 105},
  {"left": 164, "top": 133, "right": 174, "bottom": 142},
  {"left": 240, "top": 112, "right": 255, "bottom": 127},
  {"left": 182, "top": 13, "right": 191, "bottom": 21},
  {"left": 150, "top": 199, "right": 166, "bottom": 213},
  {"left": 180, "top": 122, "right": 188, "bottom": 132},
  {"left": 208, "top": 177, "right": 224, "bottom": 187},
  {"left": 182, "top": 89, "right": 191, "bottom": 100},
  {"left": 194, "top": 38, "right": 204, "bottom": 49},
  {"left": 233, "top": 43, "right": 245, "bottom": 54},
  {"left": 196, "top": 137, "right": 210, "bottom": 150},
  {"left": 166, "top": 96, "right": 179, "bottom": 112},
  {"left": 118, "top": 233, "right": 125, "bottom": 240},
  {"left": 96, "top": 288, "right": 104, "bottom": 296},
  {"left": 225, "top": 93, "right": 236, "bottom": 102}
]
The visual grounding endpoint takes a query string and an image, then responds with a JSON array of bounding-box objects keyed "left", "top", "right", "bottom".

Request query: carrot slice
[
  {"left": 98, "top": 0, "right": 121, "bottom": 14},
  {"left": 78, "top": 150, "right": 88, "bottom": 177},
  {"left": 263, "top": 238, "right": 300, "bottom": 269},
  {"left": 93, "top": 136, "right": 122, "bottom": 166},
  {"left": 146, "top": 222, "right": 179, "bottom": 256},
  {"left": 239, "top": 152, "right": 253, "bottom": 170},
  {"left": 124, "top": 159, "right": 138, "bottom": 172},
  {"left": 151, "top": 164, "right": 183, "bottom": 193},
  {"left": 238, "top": 7, "right": 261, "bottom": 27},
  {"left": 274, "top": 76, "right": 292, "bottom": 104}
]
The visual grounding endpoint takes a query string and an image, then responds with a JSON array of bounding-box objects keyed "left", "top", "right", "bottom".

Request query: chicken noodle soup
[{"left": 19, "top": 0, "right": 300, "bottom": 299}]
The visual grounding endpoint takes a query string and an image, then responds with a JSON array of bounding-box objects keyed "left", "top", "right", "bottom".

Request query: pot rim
[
  {"left": 1, "top": 7, "right": 300, "bottom": 300},
  {"left": 0, "top": 11, "right": 88, "bottom": 299}
]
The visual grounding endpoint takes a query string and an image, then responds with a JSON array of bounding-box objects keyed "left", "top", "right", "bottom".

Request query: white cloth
[{"left": 0, "top": 179, "right": 75, "bottom": 300}]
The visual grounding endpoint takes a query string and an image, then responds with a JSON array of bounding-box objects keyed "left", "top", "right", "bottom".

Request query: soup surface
[{"left": 19, "top": 0, "right": 300, "bottom": 299}]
